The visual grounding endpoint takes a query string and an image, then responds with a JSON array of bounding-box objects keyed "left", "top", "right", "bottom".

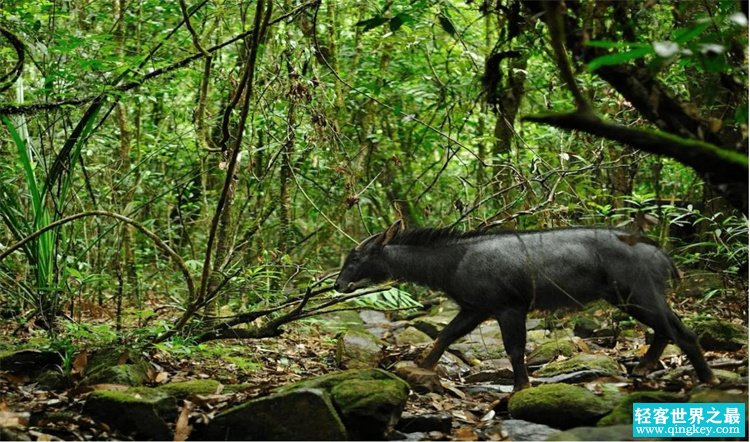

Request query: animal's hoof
[{"left": 705, "top": 375, "right": 720, "bottom": 385}]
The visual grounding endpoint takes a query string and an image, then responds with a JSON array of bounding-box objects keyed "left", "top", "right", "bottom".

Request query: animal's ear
[
  {"left": 355, "top": 233, "right": 380, "bottom": 251},
  {"left": 382, "top": 219, "right": 404, "bottom": 245}
]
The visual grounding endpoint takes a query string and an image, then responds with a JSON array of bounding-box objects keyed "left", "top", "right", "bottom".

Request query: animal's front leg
[
  {"left": 632, "top": 334, "right": 668, "bottom": 376},
  {"left": 418, "top": 309, "right": 487, "bottom": 369},
  {"left": 496, "top": 308, "right": 530, "bottom": 391}
]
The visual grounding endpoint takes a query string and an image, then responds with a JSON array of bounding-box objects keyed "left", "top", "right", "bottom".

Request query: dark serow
[{"left": 334, "top": 220, "right": 718, "bottom": 391}]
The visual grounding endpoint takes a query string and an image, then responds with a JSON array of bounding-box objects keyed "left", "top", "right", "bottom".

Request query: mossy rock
[
  {"left": 677, "top": 271, "right": 724, "bottom": 298},
  {"left": 280, "top": 369, "right": 410, "bottom": 439},
  {"left": 158, "top": 380, "right": 222, "bottom": 400},
  {"left": 527, "top": 329, "right": 550, "bottom": 344},
  {"left": 83, "top": 387, "right": 176, "bottom": 440},
  {"left": 597, "top": 391, "right": 685, "bottom": 426},
  {"left": 331, "top": 378, "right": 410, "bottom": 439},
  {"left": 35, "top": 369, "right": 69, "bottom": 391},
  {"left": 535, "top": 354, "right": 621, "bottom": 378},
  {"left": 193, "top": 388, "right": 346, "bottom": 441},
  {"left": 689, "top": 388, "right": 749, "bottom": 405},
  {"left": 280, "top": 368, "right": 404, "bottom": 392},
  {"left": 547, "top": 424, "right": 650, "bottom": 441},
  {"left": 85, "top": 363, "right": 149, "bottom": 386},
  {"left": 527, "top": 340, "right": 577, "bottom": 366},
  {"left": 83, "top": 346, "right": 150, "bottom": 386},
  {"left": 684, "top": 317, "right": 747, "bottom": 351},
  {"left": 394, "top": 326, "right": 433, "bottom": 346},
  {"left": 336, "top": 329, "right": 384, "bottom": 369},
  {"left": 508, "top": 383, "right": 621, "bottom": 429},
  {"left": 571, "top": 316, "right": 600, "bottom": 338},
  {"left": 712, "top": 369, "right": 742, "bottom": 383}
]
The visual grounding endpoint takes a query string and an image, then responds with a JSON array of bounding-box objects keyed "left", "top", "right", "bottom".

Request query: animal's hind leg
[
  {"left": 419, "top": 309, "right": 487, "bottom": 370},
  {"left": 664, "top": 311, "right": 717, "bottom": 384},
  {"left": 621, "top": 299, "right": 717, "bottom": 384},
  {"left": 632, "top": 334, "right": 668, "bottom": 376},
  {"left": 496, "top": 308, "right": 530, "bottom": 391}
]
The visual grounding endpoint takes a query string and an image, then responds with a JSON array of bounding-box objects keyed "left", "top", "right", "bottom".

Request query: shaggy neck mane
[{"left": 386, "top": 228, "right": 496, "bottom": 247}]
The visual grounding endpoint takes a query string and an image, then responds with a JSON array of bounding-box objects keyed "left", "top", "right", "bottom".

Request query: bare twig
[
  {"left": 0, "top": 211, "right": 195, "bottom": 301},
  {"left": 0, "top": 26, "right": 25, "bottom": 94}
]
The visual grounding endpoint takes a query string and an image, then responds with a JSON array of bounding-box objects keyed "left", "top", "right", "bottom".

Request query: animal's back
[{"left": 451, "top": 228, "right": 674, "bottom": 311}]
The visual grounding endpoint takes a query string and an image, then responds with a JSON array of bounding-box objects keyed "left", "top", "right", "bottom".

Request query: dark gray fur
[{"left": 335, "top": 222, "right": 716, "bottom": 390}]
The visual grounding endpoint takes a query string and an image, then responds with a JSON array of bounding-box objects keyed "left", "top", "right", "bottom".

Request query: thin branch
[
  {"left": 157, "top": 0, "right": 274, "bottom": 344},
  {"left": 0, "top": 211, "right": 195, "bottom": 301},
  {"left": 542, "top": 1, "right": 591, "bottom": 114},
  {"left": 0, "top": 26, "right": 25, "bottom": 94},
  {"left": 0, "top": 1, "right": 319, "bottom": 117},
  {"left": 178, "top": 0, "right": 210, "bottom": 57},
  {"left": 309, "top": 2, "right": 485, "bottom": 164}
]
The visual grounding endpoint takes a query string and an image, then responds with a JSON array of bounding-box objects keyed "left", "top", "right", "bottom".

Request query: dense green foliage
[{"left": 0, "top": 0, "right": 746, "bottom": 342}]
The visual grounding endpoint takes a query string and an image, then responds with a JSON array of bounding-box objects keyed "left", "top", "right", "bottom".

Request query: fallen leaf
[
  {"left": 155, "top": 371, "right": 169, "bottom": 383},
  {"left": 0, "top": 411, "right": 30, "bottom": 427},
  {"left": 480, "top": 409, "right": 495, "bottom": 421},
  {"left": 117, "top": 350, "right": 130, "bottom": 365},
  {"left": 71, "top": 351, "right": 88, "bottom": 377},
  {"left": 454, "top": 426, "right": 478, "bottom": 441},
  {"left": 173, "top": 401, "right": 192, "bottom": 441}
]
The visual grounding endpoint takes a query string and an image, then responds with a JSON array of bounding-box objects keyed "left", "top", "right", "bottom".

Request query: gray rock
[
  {"left": 689, "top": 387, "right": 749, "bottom": 405},
  {"left": 336, "top": 329, "right": 384, "bottom": 369},
  {"left": 465, "top": 368, "right": 514, "bottom": 383},
  {"left": 0, "top": 350, "right": 62, "bottom": 374},
  {"left": 413, "top": 315, "right": 452, "bottom": 339},
  {"left": 194, "top": 388, "right": 346, "bottom": 441},
  {"left": 546, "top": 425, "right": 653, "bottom": 441},
  {"left": 526, "top": 318, "right": 544, "bottom": 330},
  {"left": 459, "top": 384, "right": 514, "bottom": 395},
  {"left": 501, "top": 419, "right": 560, "bottom": 441},
  {"left": 535, "top": 369, "right": 626, "bottom": 385},
  {"left": 396, "top": 413, "right": 452, "bottom": 433},
  {"left": 316, "top": 310, "right": 366, "bottom": 334},
  {"left": 359, "top": 309, "right": 388, "bottom": 324}
]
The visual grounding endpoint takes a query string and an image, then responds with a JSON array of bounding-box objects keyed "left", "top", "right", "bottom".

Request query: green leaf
[
  {"left": 586, "top": 40, "right": 650, "bottom": 49},
  {"left": 734, "top": 103, "right": 748, "bottom": 124},
  {"left": 586, "top": 46, "right": 653, "bottom": 71},
  {"left": 437, "top": 14, "right": 456, "bottom": 36},
  {"left": 673, "top": 22, "right": 710, "bottom": 44},
  {"left": 356, "top": 16, "right": 389, "bottom": 32},
  {"left": 389, "top": 13, "right": 412, "bottom": 32}
]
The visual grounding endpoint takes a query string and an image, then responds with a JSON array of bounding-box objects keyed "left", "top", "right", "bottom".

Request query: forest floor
[{"left": 0, "top": 270, "right": 748, "bottom": 441}]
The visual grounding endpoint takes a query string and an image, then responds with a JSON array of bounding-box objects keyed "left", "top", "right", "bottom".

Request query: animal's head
[{"left": 334, "top": 220, "right": 404, "bottom": 293}]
